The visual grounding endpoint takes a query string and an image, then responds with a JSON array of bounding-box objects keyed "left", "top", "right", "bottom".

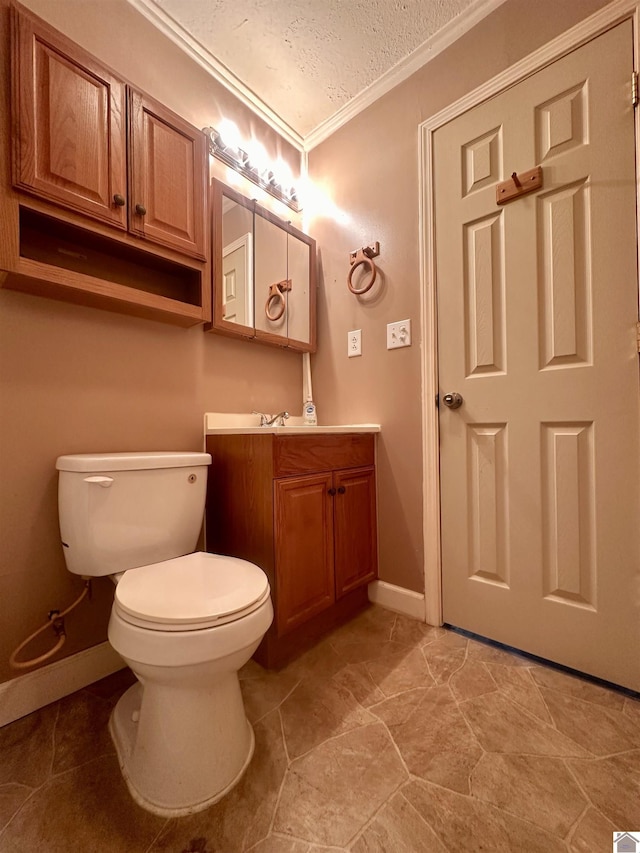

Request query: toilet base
[{"left": 109, "top": 675, "right": 255, "bottom": 817}]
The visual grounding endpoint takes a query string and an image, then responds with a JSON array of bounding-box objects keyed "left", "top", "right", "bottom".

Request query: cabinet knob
[
  {"left": 328, "top": 487, "right": 337, "bottom": 496},
  {"left": 337, "top": 486, "right": 346, "bottom": 494},
  {"left": 113, "top": 193, "right": 126, "bottom": 207},
  {"left": 135, "top": 203, "right": 147, "bottom": 216}
]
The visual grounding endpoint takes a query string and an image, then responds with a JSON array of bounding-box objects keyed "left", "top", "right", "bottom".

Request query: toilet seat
[{"left": 113, "top": 551, "right": 270, "bottom": 632}]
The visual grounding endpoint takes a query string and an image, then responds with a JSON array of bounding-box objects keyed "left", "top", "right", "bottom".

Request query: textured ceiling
[{"left": 145, "top": 0, "right": 478, "bottom": 138}]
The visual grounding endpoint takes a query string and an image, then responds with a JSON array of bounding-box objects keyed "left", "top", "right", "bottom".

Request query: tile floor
[{"left": 1, "top": 605, "right": 639, "bottom": 852}]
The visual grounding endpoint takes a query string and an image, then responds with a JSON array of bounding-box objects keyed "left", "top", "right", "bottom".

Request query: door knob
[
  {"left": 113, "top": 193, "right": 126, "bottom": 207},
  {"left": 442, "top": 392, "right": 463, "bottom": 409},
  {"left": 135, "top": 203, "right": 147, "bottom": 216}
]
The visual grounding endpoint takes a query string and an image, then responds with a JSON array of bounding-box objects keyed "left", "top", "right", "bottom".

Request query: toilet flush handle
[{"left": 83, "top": 476, "right": 114, "bottom": 488}]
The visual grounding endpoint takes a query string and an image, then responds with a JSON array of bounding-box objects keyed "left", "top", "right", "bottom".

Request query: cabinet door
[
  {"left": 13, "top": 8, "right": 127, "bottom": 228},
  {"left": 334, "top": 467, "right": 378, "bottom": 598},
  {"left": 274, "top": 473, "right": 335, "bottom": 635},
  {"left": 128, "top": 91, "right": 207, "bottom": 260}
]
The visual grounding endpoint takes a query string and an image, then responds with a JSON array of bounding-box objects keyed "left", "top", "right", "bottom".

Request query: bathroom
[{"left": 1, "top": 0, "right": 640, "bottom": 849}]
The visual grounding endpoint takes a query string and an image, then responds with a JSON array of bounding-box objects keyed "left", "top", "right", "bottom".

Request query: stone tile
[
  {"left": 328, "top": 607, "right": 396, "bottom": 649},
  {"left": 151, "top": 710, "right": 288, "bottom": 853},
  {"left": 369, "top": 687, "right": 432, "bottom": 728},
  {"left": 0, "top": 754, "right": 165, "bottom": 853},
  {"left": 422, "top": 647, "right": 466, "bottom": 685},
  {"left": 569, "top": 807, "right": 616, "bottom": 853},
  {"left": 280, "top": 676, "right": 375, "bottom": 759},
  {"left": 460, "top": 693, "right": 590, "bottom": 757},
  {"left": 384, "top": 684, "right": 483, "bottom": 794},
  {"left": 624, "top": 697, "right": 640, "bottom": 726},
  {"left": 449, "top": 659, "right": 497, "bottom": 702},
  {"left": 248, "top": 835, "right": 310, "bottom": 853},
  {"left": 530, "top": 665, "right": 626, "bottom": 711},
  {"left": 351, "top": 790, "right": 447, "bottom": 853},
  {"left": 466, "top": 639, "right": 530, "bottom": 667},
  {"left": 568, "top": 750, "right": 640, "bottom": 828},
  {"left": 484, "top": 663, "right": 552, "bottom": 724},
  {"left": 240, "top": 669, "right": 300, "bottom": 724},
  {"left": 470, "top": 753, "right": 587, "bottom": 836},
  {"left": 333, "top": 664, "right": 385, "bottom": 708},
  {"left": 238, "top": 659, "right": 266, "bottom": 680},
  {"left": 389, "top": 615, "right": 445, "bottom": 648},
  {"left": 422, "top": 632, "right": 468, "bottom": 655},
  {"left": 365, "top": 648, "right": 435, "bottom": 697},
  {"left": 0, "top": 785, "right": 32, "bottom": 832},
  {"left": 0, "top": 703, "right": 57, "bottom": 788},
  {"left": 52, "top": 690, "right": 115, "bottom": 775},
  {"left": 402, "top": 778, "right": 567, "bottom": 853},
  {"left": 273, "top": 723, "right": 407, "bottom": 848},
  {"left": 330, "top": 640, "right": 411, "bottom": 666},
  {"left": 83, "top": 667, "right": 136, "bottom": 704},
  {"left": 283, "top": 638, "right": 346, "bottom": 681},
  {"left": 540, "top": 687, "right": 640, "bottom": 756}
]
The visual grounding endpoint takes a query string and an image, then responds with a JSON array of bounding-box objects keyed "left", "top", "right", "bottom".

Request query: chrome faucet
[
  {"left": 265, "top": 410, "right": 290, "bottom": 426},
  {"left": 252, "top": 410, "right": 290, "bottom": 427}
]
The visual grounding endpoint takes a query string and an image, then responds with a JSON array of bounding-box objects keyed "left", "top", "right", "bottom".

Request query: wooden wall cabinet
[
  {"left": 1, "top": 3, "right": 210, "bottom": 326},
  {"left": 12, "top": 6, "right": 207, "bottom": 261},
  {"left": 205, "top": 433, "right": 378, "bottom": 667}
]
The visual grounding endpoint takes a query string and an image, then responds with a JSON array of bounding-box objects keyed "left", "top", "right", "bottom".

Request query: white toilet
[{"left": 56, "top": 451, "right": 273, "bottom": 817}]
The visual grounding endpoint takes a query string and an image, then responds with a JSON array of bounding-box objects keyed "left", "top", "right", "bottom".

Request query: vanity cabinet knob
[
  {"left": 113, "top": 193, "right": 126, "bottom": 207},
  {"left": 337, "top": 486, "right": 346, "bottom": 494},
  {"left": 328, "top": 487, "right": 337, "bottom": 496},
  {"left": 135, "top": 203, "right": 147, "bottom": 216}
]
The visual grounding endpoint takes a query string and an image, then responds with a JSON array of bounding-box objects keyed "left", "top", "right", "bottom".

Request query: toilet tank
[{"left": 56, "top": 452, "right": 212, "bottom": 576}]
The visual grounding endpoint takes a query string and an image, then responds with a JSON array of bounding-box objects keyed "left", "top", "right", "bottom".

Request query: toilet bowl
[{"left": 56, "top": 452, "right": 273, "bottom": 816}]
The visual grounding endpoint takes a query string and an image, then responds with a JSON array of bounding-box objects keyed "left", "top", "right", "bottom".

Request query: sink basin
[{"left": 203, "top": 412, "right": 380, "bottom": 435}]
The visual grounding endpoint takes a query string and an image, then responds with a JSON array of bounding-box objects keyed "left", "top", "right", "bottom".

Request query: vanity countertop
[{"left": 204, "top": 413, "right": 381, "bottom": 435}]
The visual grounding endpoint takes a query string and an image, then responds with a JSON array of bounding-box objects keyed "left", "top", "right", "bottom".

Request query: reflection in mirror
[
  {"left": 254, "top": 212, "right": 287, "bottom": 338},
  {"left": 221, "top": 197, "right": 254, "bottom": 327},
  {"left": 287, "top": 233, "right": 311, "bottom": 346}
]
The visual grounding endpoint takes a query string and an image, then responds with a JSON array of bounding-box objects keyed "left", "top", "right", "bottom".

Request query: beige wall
[
  {"left": 307, "top": 0, "right": 610, "bottom": 594},
  {"left": 0, "top": 0, "right": 303, "bottom": 684},
  {"left": 0, "top": 0, "right": 613, "bottom": 685}
]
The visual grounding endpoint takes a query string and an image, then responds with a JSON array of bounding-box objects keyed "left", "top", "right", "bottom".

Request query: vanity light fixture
[{"left": 203, "top": 125, "right": 301, "bottom": 212}]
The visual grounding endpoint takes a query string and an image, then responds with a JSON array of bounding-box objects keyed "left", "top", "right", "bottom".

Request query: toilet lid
[{"left": 114, "top": 552, "right": 270, "bottom": 630}]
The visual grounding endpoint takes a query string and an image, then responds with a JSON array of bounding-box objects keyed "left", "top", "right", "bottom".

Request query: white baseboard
[
  {"left": 368, "top": 580, "right": 426, "bottom": 621},
  {"left": 0, "top": 642, "right": 125, "bottom": 728}
]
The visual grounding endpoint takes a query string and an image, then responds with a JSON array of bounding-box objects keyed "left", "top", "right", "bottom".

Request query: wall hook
[{"left": 347, "top": 242, "right": 380, "bottom": 295}]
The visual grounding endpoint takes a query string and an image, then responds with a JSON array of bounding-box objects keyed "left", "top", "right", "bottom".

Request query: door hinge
[{"left": 632, "top": 71, "right": 639, "bottom": 107}]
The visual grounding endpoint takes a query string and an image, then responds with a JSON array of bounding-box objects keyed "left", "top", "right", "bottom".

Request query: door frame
[{"left": 419, "top": 0, "right": 640, "bottom": 626}]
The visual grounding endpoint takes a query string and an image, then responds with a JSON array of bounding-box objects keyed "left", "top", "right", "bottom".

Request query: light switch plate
[
  {"left": 387, "top": 319, "right": 412, "bottom": 349},
  {"left": 348, "top": 329, "right": 362, "bottom": 357}
]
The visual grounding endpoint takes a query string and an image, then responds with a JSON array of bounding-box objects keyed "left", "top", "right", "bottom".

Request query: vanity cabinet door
[
  {"left": 128, "top": 91, "right": 207, "bottom": 260},
  {"left": 13, "top": 6, "right": 127, "bottom": 229},
  {"left": 274, "top": 473, "right": 335, "bottom": 635},
  {"left": 334, "top": 467, "right": 378, "bottom": 598}
]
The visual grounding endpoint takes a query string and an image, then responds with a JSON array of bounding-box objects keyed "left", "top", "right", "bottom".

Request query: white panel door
[
  {"left": 434, "top": 22, "right": 640, "bottom": 691},
  {"left": 222, "top": 233, "right": 253, "bottom": 326}
]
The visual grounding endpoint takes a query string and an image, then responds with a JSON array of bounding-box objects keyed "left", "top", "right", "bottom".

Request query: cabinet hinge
[
  {"left": 636, "top": 321, "right": 640, "bottom": 353},
  {"left": 632, "top": 71, "right": 639, "bottom": 107}
]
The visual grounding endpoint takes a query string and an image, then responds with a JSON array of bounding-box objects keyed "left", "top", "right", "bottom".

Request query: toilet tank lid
[{"left": 56, "top": 452, "right": 212, "bottom": 472}]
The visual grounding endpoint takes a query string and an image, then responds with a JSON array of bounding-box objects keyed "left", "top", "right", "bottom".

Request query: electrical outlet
[
  {"left": 348, "top": 329, "right": 362, "bottom": 357},
  {"left": 387, "top": 319, "right": 412, "bottom": 350}
]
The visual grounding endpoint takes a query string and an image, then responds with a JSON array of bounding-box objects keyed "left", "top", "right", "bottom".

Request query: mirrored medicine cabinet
[{"left": 209, "top": 179, "right": 316, "bottom": 351}]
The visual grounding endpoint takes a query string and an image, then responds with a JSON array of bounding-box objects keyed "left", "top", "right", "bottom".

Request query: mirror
[{"left": 210, "top": 179, "right": 316, "bottom": 351}]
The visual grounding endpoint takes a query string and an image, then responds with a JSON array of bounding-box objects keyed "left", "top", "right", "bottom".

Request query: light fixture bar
[{"left": 203, "top": 127, "right": 301, "bottom": 212}]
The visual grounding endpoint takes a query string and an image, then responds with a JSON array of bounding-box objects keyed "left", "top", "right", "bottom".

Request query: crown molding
[
  {"left": 304, "top": 0, "right": 508, "bottom": 151},
  {"left": 125, "top": 0, "right": 304, "bottom": 151}
]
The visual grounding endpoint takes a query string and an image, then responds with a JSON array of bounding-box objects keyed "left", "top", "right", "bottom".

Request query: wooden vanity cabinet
[
  {"left": 205, "top": 433, "right": 378, "bottom": 667},
  {"left": 12, "top": 6, "right": 207, "bottom": 260}
]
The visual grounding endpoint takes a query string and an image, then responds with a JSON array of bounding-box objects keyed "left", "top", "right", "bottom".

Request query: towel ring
[
  {"left": 347, "top": 243, "right": 380, "bottom": 295},
  {"left": 265, "top": 279, "right": 291, "bottom": 322}
]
